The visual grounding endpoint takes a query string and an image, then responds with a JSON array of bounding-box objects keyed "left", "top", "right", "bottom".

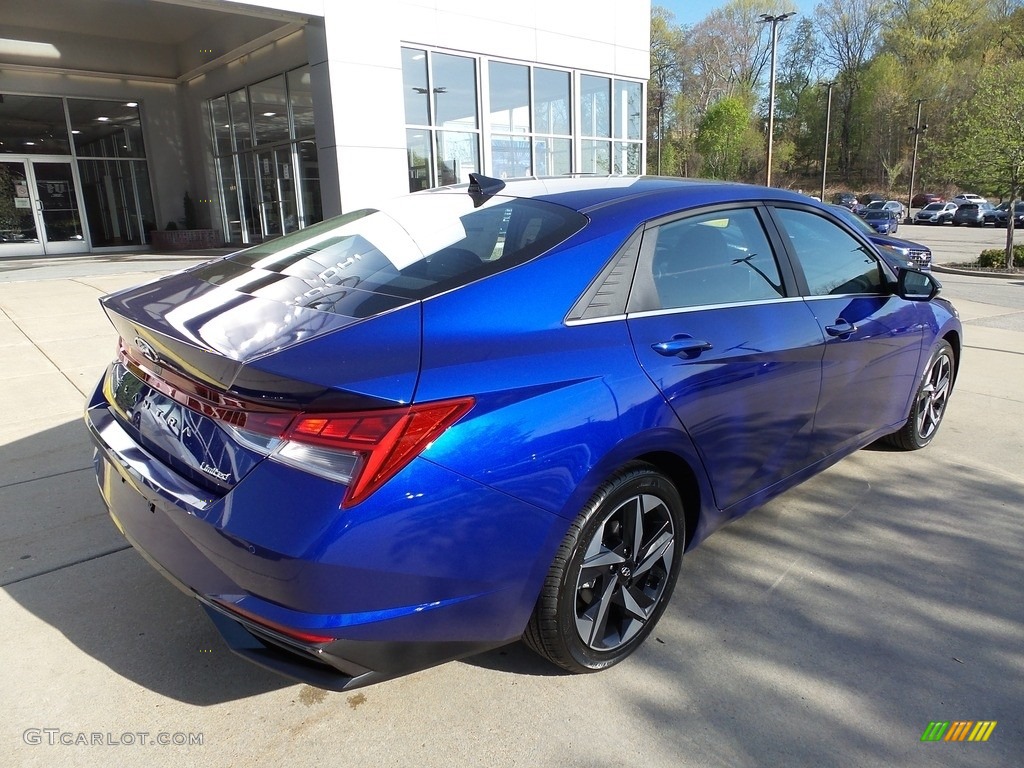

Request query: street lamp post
[
  {"left": 657, "top": 91, "right": 665, "bottom": 175},
  {"left": 759, "top": 12, "right": 796, "bottom": 187},
  {"left": 820, "top": 81, "right": 834, "bottom": 203},
  {"left": 906, "top": 99, "right": 926, "bottom": 223}
]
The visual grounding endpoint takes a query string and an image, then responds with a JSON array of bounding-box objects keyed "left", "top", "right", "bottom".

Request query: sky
[{"left": 655, "top": 1, "right": 803, "bottom": 27}]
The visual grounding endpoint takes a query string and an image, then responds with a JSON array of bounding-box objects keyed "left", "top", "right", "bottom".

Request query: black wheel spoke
[
  {"left": 634, "top": 530, "right": 673, "bottom": 578},
  {"left": 578, "top": 574, "right": 618, "bottom": 648}
]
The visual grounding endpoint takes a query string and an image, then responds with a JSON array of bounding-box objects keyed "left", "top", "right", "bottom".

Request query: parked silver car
[
  {"left": 952, "top": 202, "right": 994, "bottom": 227},
  {"left": 914, "top": 202, "right": 957, "bottom": 224}
]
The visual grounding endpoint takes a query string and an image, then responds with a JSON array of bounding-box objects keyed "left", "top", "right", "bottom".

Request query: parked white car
[{"left": 951, "top": 193, "right": 987, "bottom": 206}]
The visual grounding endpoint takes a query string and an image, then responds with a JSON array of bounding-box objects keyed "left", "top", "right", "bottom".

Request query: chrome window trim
[{"left": 565, "top": 296, "right": 805, "bottom": 325}]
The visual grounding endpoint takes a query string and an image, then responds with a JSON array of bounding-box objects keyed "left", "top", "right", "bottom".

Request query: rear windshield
[{"left": 188, "top": 193, "right": 586, "bottom": 318}]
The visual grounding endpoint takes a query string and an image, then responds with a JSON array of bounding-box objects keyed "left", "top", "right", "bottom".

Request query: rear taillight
[
  {"left": 272, "top": 398, "right": 475, "bottom": 507},
  {"left": 115, "top": 338, "right": 474, "bottom": 506}
]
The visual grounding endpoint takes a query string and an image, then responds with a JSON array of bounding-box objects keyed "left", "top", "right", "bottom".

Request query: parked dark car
[
  {"left": 911, "top": 192, "right": 944, "bottom": 208},
  {"left": 994, "top": 201, "right": 1024, "bottom": 227},
  {"left": 952, "top": 202, "right": 994, "bottom": 227},
  {"left": 914, "top": 201, "right": 957, "bottom": 224},
  {"left": 832, "top": 192, "right": 858, "bottom": 209},
  {"left": 829, "top": 204, "right": 932, "bottom": 271},
  {"left": 86, "top": 175, "right": 961, "bottom": 691},
  {"left": 863, "top": 208, "right": 901, "bottom": 234},
  {"left": 859, "top": 192, "right": 885, "bottom": 205}
]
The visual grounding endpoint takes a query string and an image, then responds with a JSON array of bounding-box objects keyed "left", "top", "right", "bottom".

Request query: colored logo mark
[{"left": 921, "top": 721, "right": 997, "bottom": 742}]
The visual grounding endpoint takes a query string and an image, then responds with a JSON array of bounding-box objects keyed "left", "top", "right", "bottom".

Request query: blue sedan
[
  {"left": 862, "top": 208, "right": 900, "bottom": 234},
  {"left": 86, "top": 176, "right": 961, "bottom": 690}
]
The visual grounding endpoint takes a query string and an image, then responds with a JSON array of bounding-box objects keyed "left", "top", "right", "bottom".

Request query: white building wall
[{"left": 297, "top": 0, "right": 650, "bottom": 211}]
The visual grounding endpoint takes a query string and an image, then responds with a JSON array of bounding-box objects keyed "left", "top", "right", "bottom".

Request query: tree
[
  {"left": 648, "top": 7, "right": 687, "bottom": 174},
  {"left": 814, "top": 0, "right": 887, "bottom": 180},
  {"left": 687, "top": 0, "right": 797, "bottom": 102},
  {"left": 886, "top": 0, "right": 990, "bottom": 66},
  {"left": 696, "top": 94, "right": 762, "bottom": 180},
  {"left": 931, "top": 60, "right": 1024, "bottom": 267}
]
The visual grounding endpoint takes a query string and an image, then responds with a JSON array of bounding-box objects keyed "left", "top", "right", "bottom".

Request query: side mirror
[{"left": 896, "top": 267, "right": 940, "bottom": 301}]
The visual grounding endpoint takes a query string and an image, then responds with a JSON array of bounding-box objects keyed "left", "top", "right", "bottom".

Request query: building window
[
  {"left": 402, "top": 47, "right": 643, "bottom": 189},
  {"left": 209, "top": 65, "right": 322, "bottom": 244},
  {"left": 403, "top": 48, "right": 481, "bottom": 191}
]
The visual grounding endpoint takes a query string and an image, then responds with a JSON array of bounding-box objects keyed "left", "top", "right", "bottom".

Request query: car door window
[
  {"left": 773, "top": 208, "right": 886, "bottom": 296},
  {"left": 640, "top": 208, "right": 785, "bottom": 311}
]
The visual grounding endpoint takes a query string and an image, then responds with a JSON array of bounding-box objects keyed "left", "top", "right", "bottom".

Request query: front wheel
[
  {"left": 523, "top": 463, "right": 685, "bottom": 673},
  {"left": 884, "top": 340, "right": 955, "bottom": 450}
]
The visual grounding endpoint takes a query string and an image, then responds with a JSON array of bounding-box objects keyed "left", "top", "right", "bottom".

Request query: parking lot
[{"left": 1, "top": 224, "right": 1022, "bottom": 767}]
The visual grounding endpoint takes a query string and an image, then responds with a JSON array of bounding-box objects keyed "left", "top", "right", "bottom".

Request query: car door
[
  {"left": 768, "top": 205, "right": 928, "bottom": 459},
  {"left": 627, "top": 206, "right": 826, "bottom": 511}
]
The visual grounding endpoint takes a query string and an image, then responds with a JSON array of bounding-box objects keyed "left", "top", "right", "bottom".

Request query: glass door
[
  {"left": 0, "top": 158, "right": 87, "bottom": 257},
  {"left": 0, "top": 160, "right": 43, "bottom": 257},
  {"left": 31, "top": 160, "right": 87, "bottom": 254}
]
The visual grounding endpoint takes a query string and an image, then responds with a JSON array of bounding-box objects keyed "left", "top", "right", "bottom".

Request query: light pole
[
  {"left": 656, "top": 90, "right": 665, "bottom": 175},
  {"left": 820, "top": 81, "right": 834, "bottom": 202},
  {"left": 759, "top": 12, "right": 796, "bottom": 187},
  {"left": 906, "top": 99, "right": 926, "bottom": 223}
]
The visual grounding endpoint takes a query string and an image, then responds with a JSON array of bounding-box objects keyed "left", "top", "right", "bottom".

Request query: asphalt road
[{"left": 1, "top": 230, "right": 1021, "bottom": 767}]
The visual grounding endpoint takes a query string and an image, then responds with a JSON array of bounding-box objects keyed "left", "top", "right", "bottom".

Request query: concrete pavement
[{"left": 1, "top": 245, "right": 1021, "bottom": 767}]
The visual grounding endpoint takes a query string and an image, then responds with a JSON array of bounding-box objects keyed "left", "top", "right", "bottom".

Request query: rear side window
[
  {"left": 188, "top": 195, "right": 586, "bottom": 318},
  {"left": 773, "top": 208, "right": 886, "bottom": 296},
  {"left": 632, "top": 208, "right": 785, "bottom": 312}
]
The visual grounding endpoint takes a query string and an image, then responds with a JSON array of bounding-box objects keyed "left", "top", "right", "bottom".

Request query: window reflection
[
  {"left": 436, "top": 131, "right": 479, "bottom": 185},
  {"left": 0, "top": 95, "right": 71, "bottom": 155},
  {"left": 614, "top": 80, "right": 642, "bottom": 141},
  {"left": 68, "top": 99, "right": 145, "bottom": 158},
  {"left": 209, "top": 66, "right": 322, "bottom": 244},
  {"left": 432, "top": 53, "right": 478, "bottom": 130},
  {"left": 489, "top": 62, "right": 529, "bottom": 133},
  {"left": 251, "top": 74, "right": 290, "bottom": 146},
  {"left": 402, "top": 48, "right": 430, "bottom": 126},
  {"left": 534, "top": 68, "right": 570, "bottom": 135},
  {"left": 288, "top": 68, "right": 315, "bottom": 139},
  {"left": 581, "top": 75, "right": 611, "bottom": 139},
  {"left": 407, "top": 129, "right": 432, "bottom": 192}
]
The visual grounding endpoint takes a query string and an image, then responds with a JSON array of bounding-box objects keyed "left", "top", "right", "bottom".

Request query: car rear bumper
[{"left": 85, "top": 376, "right": 564, "bottom": 688}]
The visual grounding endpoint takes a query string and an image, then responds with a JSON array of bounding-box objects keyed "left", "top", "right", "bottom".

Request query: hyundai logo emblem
[{"left": 134, "top": 336, "right": 159, "bottom": 364}]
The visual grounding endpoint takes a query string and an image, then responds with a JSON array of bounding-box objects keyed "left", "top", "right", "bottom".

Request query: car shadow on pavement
[
  {"left": 460, "top": 640, "right": 564, "bottom": 677},
  {"left": 1, "top": 419, "right": 289, "bottom": 705},
  {"left": 613, "top": 450, "right": 1023, "bottom": 765}
]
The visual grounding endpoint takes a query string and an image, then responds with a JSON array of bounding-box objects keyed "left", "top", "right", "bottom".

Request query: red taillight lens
[
  {"left": 285, "top": 397, "right": 475, "bottom": 507},
  {"left": 211, "top": 599, "right": 336, "bottom": 645}
]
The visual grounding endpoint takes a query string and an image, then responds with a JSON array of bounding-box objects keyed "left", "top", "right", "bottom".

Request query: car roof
[{"left": 425, "top": 175, "right": 816, "bottom": 217}]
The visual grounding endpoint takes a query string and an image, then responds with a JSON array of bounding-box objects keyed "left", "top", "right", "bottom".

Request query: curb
[{"left": 932, "top": 263, "right": 1023, "bottom": 280}]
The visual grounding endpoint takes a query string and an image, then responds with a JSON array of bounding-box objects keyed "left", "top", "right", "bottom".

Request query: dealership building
[{"left": 0, "top": 0, "right": 650, "bottom": 257}]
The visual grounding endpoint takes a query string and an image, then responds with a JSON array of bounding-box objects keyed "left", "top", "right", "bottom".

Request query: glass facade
[
  {"left": 0, "top": 95, "right": 154, "bottom": 251},
  {"left": 69, "top": 99, "right": 155, "bottom": 246},
  {"left": 402, "top": 48, "right": 644, "bottom": 189},
  {"left": 209, "top": 65, "right": 322, "bottom": 244}
]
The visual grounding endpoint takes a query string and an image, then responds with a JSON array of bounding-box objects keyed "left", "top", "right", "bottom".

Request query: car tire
[
  {"left": 884, "top": 339, "right": 955, "bottom": 451},
  {"left": 523, "top": 462, "right": 685, "bottom": 673}
]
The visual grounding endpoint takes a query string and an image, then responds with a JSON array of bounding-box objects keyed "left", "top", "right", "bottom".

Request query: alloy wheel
[{"left": 573, "top": 493, "right": 675, "bottom": 652}]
